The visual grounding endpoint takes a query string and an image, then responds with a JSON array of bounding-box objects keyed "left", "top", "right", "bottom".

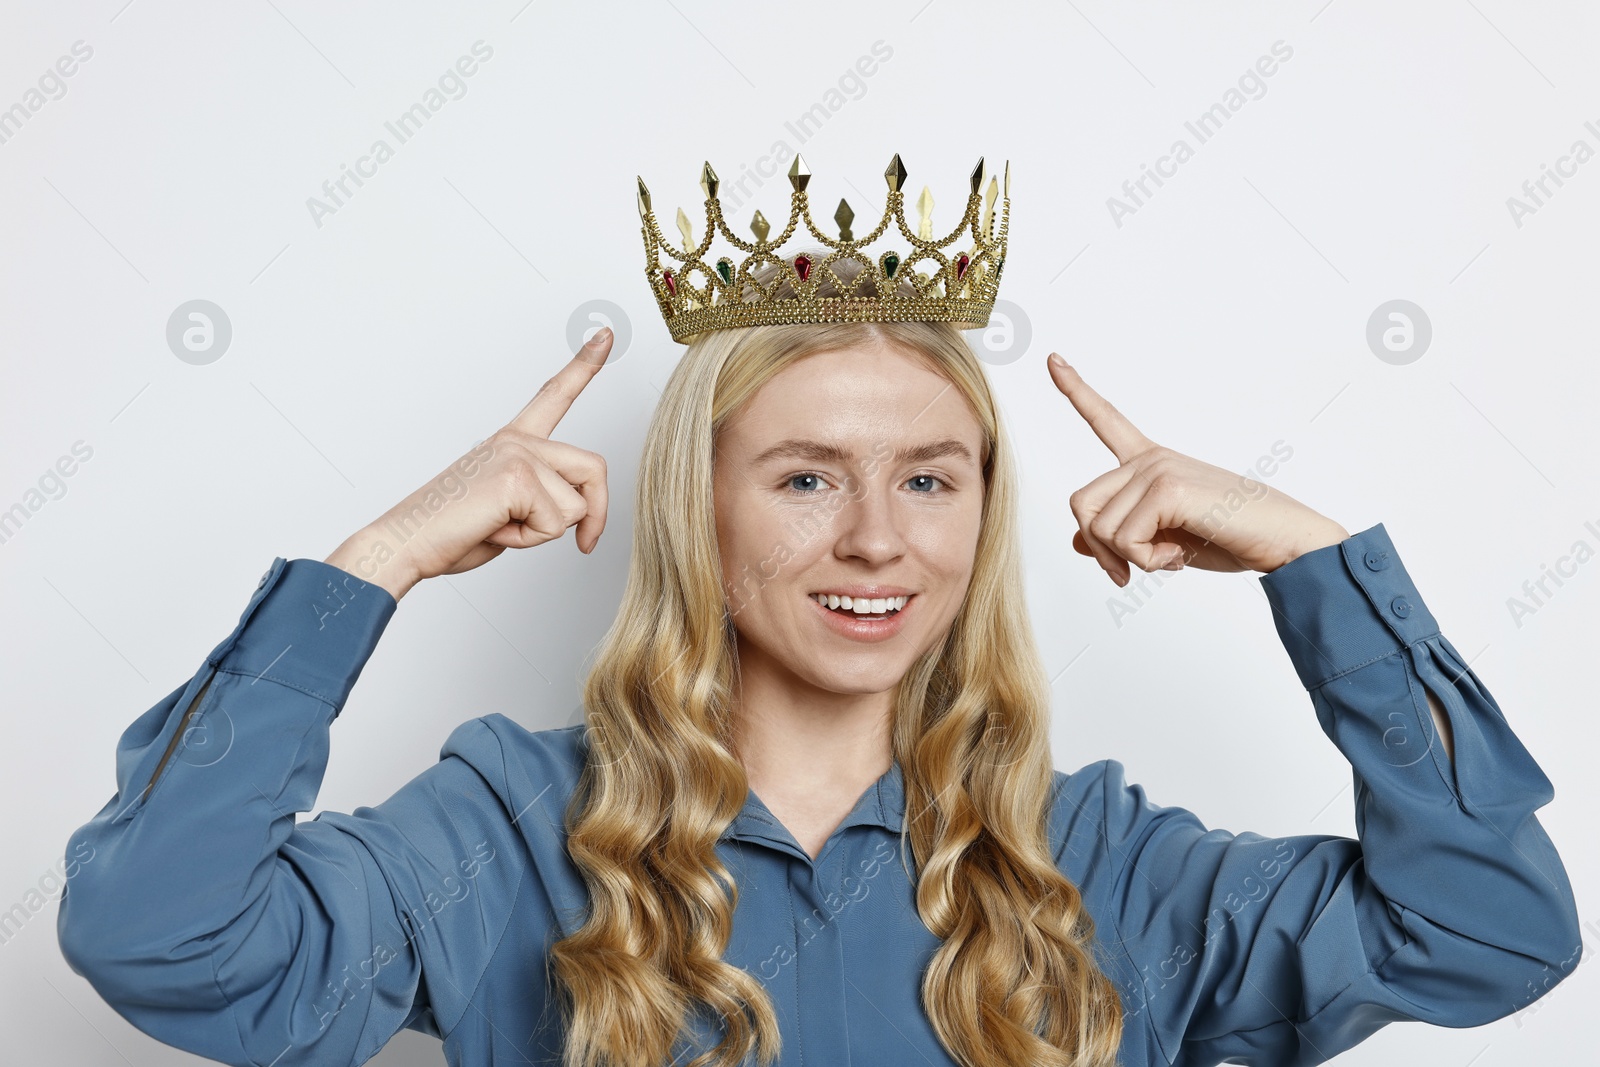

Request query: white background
[{"left": 2, "top": 1, "right": 1595, "bottom": 1063}]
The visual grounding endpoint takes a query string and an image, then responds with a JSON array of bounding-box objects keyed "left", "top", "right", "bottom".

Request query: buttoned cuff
[
  {"left": 199, "top": 557, "right": 398, "bottom": 711},
  {"left": 1258, "top": 523, "right": 1438, "bottom": 691}
]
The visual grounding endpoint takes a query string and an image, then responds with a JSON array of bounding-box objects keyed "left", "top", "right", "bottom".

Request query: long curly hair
[{"left": 550, "top": 258, "right": 1125, "bottom": 1067}]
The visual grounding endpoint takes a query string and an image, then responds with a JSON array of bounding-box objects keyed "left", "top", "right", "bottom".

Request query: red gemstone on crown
[
  {"left": 663, "top": 269, "right": 676, "bottom": 297},
  {"left": 956, "top": 254, "right": 970, "bottom": 279},
  {"left": 794, "top": 255, "right": 812, "bottom": 281}
]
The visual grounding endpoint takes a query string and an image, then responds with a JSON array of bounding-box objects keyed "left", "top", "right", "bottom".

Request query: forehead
[{"left": 721, "top": 344, "right": 981, "bottom": 450}]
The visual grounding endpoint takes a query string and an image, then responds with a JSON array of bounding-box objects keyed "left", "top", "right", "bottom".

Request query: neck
[{"left": 729, "top": 638, "right": 896, "bottom": 799}]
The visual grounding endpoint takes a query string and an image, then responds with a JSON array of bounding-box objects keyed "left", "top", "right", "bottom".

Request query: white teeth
[{"left": 811, "top": 593, "right": 908, "bottom": 615}]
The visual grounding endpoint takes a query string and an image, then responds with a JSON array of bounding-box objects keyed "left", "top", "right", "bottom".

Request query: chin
[{"left": 794, "top": 659, "right": 910, "bottom": 696}]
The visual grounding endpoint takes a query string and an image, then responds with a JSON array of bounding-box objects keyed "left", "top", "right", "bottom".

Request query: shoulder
[
  {"left": 1048, "top": 758, "right": 1205, "bottom": 903},
  {"left": 440, "top": 713, "right": 587, "bottom": 776},
  {"left": 1047, "top": 757, "right": 1143, "bottom": 843},
  {"left": 433, "top": 714, "right": 590, "bottom": 826}
]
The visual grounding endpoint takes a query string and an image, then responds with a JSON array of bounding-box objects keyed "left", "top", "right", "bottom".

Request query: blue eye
[
  {"left": 784, "top": 473, "right": 949, "bottom": 496},
  {"left": 787, "top": 473, "right": 826, "bottom": 494}
]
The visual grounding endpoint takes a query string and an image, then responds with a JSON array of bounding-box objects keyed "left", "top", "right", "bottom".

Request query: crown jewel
[{"left": 636, "top": 152, "right": 1011, "bottom": 344}]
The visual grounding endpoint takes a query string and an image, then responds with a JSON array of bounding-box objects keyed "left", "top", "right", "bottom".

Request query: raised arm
[
  {"left": 57, "top": 557, "right": 529, "bottom": 1063},
  {"left": 1041, "top": 357, "right": 1580, "bottom": 1063},
  {"left": 1100, "top": 524, "right": 1580, "bottom": 1065},
  {"left": 58, "top": 330, "right": 618, "bottom": 1064}
]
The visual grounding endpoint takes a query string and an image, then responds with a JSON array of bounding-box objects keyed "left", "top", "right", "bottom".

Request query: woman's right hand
[{"left": 323, "top": 327, "right": 615, "bottom": 601}]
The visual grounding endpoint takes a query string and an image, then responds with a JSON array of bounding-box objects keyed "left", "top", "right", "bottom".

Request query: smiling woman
[
  {"left": 561, "top": 300, "right": 1126, "bottom": 1067},
  {"left": 57, "top": 169, "right": 1579, "bottom": 1067},
  {"left": 712, "top": 332, "right": 988, "bottom": 675}
]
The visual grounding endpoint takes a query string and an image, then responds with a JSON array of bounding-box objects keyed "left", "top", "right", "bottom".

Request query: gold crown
[{"left": 636, "top": 153, "right": 1011, "bottom": 344}]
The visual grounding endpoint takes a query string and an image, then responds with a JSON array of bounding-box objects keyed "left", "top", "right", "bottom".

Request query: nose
[{"left": 832, "top": 477, "right": 907, "bottom": 565}]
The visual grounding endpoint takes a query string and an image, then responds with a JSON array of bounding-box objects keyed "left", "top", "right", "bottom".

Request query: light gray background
[{"left": 3, "top": 1, "right": 1595, "bottom": 1063}]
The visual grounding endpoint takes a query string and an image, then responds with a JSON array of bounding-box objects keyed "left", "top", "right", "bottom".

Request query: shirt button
[
  {"left": 1390, "top": 595, "right": 1412, "bottom": 619},
  {"left": 1364, "top": 550, "right": 1390, "bottom": 571},
  {"left": 257, "top": 569, "right": 271, "bottom": 590}
]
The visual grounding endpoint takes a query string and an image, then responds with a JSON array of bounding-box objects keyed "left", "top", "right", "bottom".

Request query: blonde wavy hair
[{"left": 551, "top": 256, "right": 1124, "bottom": 1067}]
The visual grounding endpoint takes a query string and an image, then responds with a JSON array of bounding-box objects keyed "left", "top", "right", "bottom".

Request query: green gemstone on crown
[
  {"left": 883, "top": 252, "right": 900, "bottom": 278},
  {"left": 715, "top": 258, "right": 733, "bottom": 285}
]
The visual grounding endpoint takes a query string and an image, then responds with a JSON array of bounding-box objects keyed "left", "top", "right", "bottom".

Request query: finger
[
  {"left": 1113, "top": 489, "right": 1190, "bottom": 571},
  {"left": 1091, "top": 472, "right": 1174, "bottom": 572},
  {"left": 487, "top": 483, "right": 558, "bottom": 548},
  {"left": 508, "top": 328, "right": 614, "bottom": 439},
  {"left": 529, "top": 464, "right": 590, "bottom": 541},
  {"left": 533, "top": 439, "right": 609, "bottom": 552},
  {"left": 1067, "top": 468, "right": 1137, "bottom": 585},
  {"left": 495, "top": 465, "right": 581, "bottom": 548},
  {"left": 1047, "top": 356, "right": 1156, "bottom": 465}
]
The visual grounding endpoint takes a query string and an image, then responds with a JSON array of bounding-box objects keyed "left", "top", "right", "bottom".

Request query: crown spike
[
  {"left": 700, "top": 161, "right": 719, "bottom": 200},
  {"left": 1004, "top": 160, "right": 1011, "bottom": 198},
  {"left": 636, "top": 176, "right": 652, "bottom": 219},
  {"left": 788, "top": 154, "right": 811, "bottom": 192},
  {"left": 982, "top": 176, "right": 999, "bottom": 235},
  {"left": 970, "top": 157, "right": 986, "bottom": 196},
  {"left": 750, "top": 209, "right": 771, "bottom": 243},
  {"left": 676, "top": 207, "right": 695, "bottom": 252},
  {"left": 916, "top": 185, "right": 934, "bottom": 240},
  {"left": 835, "top": 198, "right": 855, "bottom": 241},
  {"left": 884, "top": 153, "right": 907, "bottom": 192}
]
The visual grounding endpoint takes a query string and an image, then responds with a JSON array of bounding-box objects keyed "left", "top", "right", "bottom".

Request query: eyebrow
[{"left": 749, "top": 437, "right": 976, "bottom": 467}]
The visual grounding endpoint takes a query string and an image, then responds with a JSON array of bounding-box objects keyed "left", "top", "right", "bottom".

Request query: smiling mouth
[{"left": 808, "top": 592, "right": 911, "bottom": 620}]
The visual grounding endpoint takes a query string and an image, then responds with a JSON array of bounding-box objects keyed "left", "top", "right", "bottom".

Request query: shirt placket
[
  {"left": 721, "top": 769, "right": 903, "bottom": 1066},
  {"left": 787, "top": 848, "right": 853, "bottom": 1067}
]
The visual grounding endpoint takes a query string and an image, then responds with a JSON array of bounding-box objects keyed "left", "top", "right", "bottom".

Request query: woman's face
[{"left": 713, "top": 340, "right": 987, "bottom": 698}]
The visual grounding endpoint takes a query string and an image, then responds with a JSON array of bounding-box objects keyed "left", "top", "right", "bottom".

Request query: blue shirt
[{"left": 57, "top": 522, "right": 1580, "bottom": 1066}]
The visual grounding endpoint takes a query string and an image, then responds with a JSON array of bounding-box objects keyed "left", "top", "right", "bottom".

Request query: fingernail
[
  {"left": 1048, "top": 352, "right": 1066, "bottom": 369},
  {"left": 586, "top": 326, "right": 612, "bottom": 347}
]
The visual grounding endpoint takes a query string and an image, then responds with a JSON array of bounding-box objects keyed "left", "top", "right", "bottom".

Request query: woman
[{"left": 59, "top": 212, "right": 1579, "bottom": 1066}]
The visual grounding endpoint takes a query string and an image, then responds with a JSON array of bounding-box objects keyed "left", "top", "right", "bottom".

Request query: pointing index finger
[
  {"left": 509, "top": 327, "right": 614, "bottom": 438},
  {"left": 1048, "top": 355, "right": 1155, "bottom": 464}
]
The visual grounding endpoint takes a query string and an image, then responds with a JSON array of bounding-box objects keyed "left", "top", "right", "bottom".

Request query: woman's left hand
[{"left": 1046, "top": 354, "right": 1350, "bottom": 585}]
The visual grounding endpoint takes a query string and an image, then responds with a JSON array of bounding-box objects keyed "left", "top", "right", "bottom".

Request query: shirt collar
[{"left": 719, "top": 758, "right": 907, "bottom": 846}]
